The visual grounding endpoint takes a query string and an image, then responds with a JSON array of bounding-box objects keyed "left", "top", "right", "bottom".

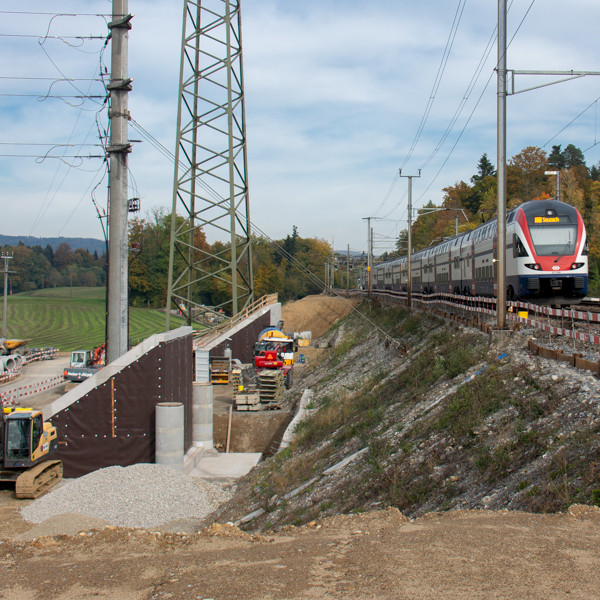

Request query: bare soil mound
[{"left": 281, "top": 295, "right": 359, "bottom": 338}]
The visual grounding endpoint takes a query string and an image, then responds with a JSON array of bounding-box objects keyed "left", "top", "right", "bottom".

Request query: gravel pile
[{"left": 21, "top": 463, "right": 232, "bottom": 529}]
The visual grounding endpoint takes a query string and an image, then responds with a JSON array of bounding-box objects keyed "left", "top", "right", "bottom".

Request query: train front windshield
[{"left": 529, "top": 224, "right": 577, "bottom": 256}]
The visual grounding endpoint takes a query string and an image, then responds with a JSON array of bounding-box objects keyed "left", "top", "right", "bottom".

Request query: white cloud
[{"left": 0, "top": 0, "right": 598, "bottom": 253}]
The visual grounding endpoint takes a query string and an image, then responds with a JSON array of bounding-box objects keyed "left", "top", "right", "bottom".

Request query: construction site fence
[
  {"left": 0, "top": 375, "right": 64, "bottom": 406},
  {"left": 194, "top": 294, "right": 279, "bottom": 348}
]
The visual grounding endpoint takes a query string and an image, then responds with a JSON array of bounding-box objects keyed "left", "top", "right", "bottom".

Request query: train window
[
  {"left": 529, "top": 224, "right": 577, "bottom": 256},
  {"left": 513, "top": 234, "right": 529, "bottom": 258}
]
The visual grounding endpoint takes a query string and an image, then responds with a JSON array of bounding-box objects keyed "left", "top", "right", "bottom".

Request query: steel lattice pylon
[{"left": 166, "top": 0, "right": 253, "bottom": 328}]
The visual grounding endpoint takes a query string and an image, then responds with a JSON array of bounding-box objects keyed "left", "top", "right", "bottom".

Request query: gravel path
[{"left": 20, "top": 463, "right": 232, "bottom": 529}]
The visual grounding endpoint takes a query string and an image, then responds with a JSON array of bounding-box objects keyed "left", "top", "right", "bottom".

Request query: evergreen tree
[
  {"left": 562, "top": 144, "right": 586, "bottom": 169},
  {"left": 471, "top": 153, "right": 496, "bottom": 183},
  {"left": 548, "top": 145, "right": 565, "bottom": 169}
]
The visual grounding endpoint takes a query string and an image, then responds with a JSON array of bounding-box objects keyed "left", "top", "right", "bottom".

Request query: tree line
[
  {"left": 128, "top": 211, "right": 333, "bottom": 308},
  {"left": 3, "top": 210, "right": 333, "bottom": 308},
  {"left": 1, "top": 241, "right": 106, "bottom": 293}
]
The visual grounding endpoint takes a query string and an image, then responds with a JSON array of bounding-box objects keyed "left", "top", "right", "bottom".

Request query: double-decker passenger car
[{"left": 370, "top": 199, "right": 587, "bottom": 305}]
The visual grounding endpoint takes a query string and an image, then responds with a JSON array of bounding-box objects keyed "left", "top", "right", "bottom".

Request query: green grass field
[{"left": 1, "top": 287, "right": 193, "bottom": 352}]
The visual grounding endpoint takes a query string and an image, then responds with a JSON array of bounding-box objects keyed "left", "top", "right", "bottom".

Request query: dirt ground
[
  {"left": 281, "top": 295, "right": 359, "bottom": 339},
  {"left": 1, "top": 297, "right": 600, "bottom": 598},
  {"left": 1, "top": 506, "right": 600, "bottom": 599}
]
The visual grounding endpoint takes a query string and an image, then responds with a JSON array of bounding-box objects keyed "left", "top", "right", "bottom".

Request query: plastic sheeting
[{"left": 51, "top": 335, "right": 193, "bottom": 478}]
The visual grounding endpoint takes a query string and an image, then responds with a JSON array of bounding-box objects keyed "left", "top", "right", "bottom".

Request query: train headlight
[
  {"left": 525, "top": 263, "right": 541, "bottom": 270},
  {"left": 570, "top": 262, "right": 584, "bottom": 270}
]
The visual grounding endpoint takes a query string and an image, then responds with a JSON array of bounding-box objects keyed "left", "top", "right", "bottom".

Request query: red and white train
[{"left": 370, "top": 199, "right": 588, "bottom": 305}]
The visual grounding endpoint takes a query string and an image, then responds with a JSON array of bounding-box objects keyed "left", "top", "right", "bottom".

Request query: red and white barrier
[
  {"left": 356, "top": 289, "right": 600, "bottom": 346},
  {"left": 0, "top": 375, "right": 64, "bottom": 405}
]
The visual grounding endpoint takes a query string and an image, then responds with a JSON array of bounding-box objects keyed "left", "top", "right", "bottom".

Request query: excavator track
[{"left": 15, "top": 460, "right": 63, "bottom": 499}]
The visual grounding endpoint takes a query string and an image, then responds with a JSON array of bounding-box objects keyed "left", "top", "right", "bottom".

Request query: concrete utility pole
[
  {"left": 1, "top": 253, "right": 14, "bottom": 340},
  {"left": 106, "top": 0, "right": 132, "bottom": 363},
  {"left": 346, "top": 244, "right": 350, "bottom": 294},
  {"left": 399, "top": 169, "right": 421, "bottom": 308},
  {"left": 496, "top": 0, "right": 507, "bottom": 329},
  {"left": 363, "top": 217, "right": 373, "bottom": 296}
]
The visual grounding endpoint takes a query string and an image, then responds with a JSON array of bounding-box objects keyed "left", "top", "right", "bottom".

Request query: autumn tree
[{"left": 507, "top": 146, "right": 548, "bottom": 203}]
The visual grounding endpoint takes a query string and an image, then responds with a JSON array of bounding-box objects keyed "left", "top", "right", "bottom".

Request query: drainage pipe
[
  {"left": 0, "top": 356, "right": 16, "bottom": 371},
  {"left": 192, "top": 383, "right": 213, "bottom": 448},
  {"left": 155, "top": 402, "right": 184, "bottom": 471}
]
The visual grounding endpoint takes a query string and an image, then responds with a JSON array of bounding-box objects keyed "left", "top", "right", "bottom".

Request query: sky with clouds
[{"left": 1, "top": 0, "right": 599, "bottom": 254}]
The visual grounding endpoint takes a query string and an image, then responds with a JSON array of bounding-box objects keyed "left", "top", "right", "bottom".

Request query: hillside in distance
[{"left": 0, "top": 234, "right": 105, "bottom": 255}]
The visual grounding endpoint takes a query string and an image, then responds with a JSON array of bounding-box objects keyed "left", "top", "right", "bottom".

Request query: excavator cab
[
  {"left": 4, "top": 410, "right": 47, "bottom": 465},
  {"left": 0, "top": 408, "right": 62, "bottom": 498}
]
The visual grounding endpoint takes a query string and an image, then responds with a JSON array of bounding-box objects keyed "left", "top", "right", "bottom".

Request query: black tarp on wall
[
  {"left": 209, "top": 311, "right": 271, "bottom": 364},
  {"left": 51, "top": 334, "right": 193, "bottom": 478}
]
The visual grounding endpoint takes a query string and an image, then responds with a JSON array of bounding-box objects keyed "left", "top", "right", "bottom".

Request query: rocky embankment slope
[{"left": 213, "top": 300, "right": 600, "bottom": 530}]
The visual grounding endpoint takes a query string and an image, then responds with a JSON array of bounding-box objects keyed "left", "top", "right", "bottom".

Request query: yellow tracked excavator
[{"left": 0, "top": 407, "right": 62, "bottom": 498}]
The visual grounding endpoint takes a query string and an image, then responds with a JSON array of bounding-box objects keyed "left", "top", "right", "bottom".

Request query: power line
[
  {"left": 373, "top": 0, "right": 467, "bottom": 220},
  {"left": 0, "top": 11, "right": 110, "bottom": 17},
  {"left": 0, "top": 93, "right": 103, "bottom": 99},
  {"left": 0, "top": 153, "right": 104, "bottom": 158},
  {"left": 0, "top": 34, "right": 104, "bottom": 40},
  {"left": 541, "top": 95, "right": 600, "bottom": 149},
  {"left": 414, "top": 0, "right": 536, "bottom": 205},
  {"left": 399, "top": 0, "right": 467, "bottom": 171},
  {"left": 0, "top": 142, "right": 102, "bottom": 146},
  {"left": 28, "top": 42, "right": 110, "bottom": 237},
  {"left": 0, "top": 76, "right": 101, "bottom": 81}
]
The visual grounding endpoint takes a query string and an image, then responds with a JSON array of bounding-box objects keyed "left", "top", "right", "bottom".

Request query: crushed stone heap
[{"left": 21, "top": 463, "right": 231, "bottom": 529}]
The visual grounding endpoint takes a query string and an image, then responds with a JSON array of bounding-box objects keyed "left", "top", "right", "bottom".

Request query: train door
[
  {"left": 493, "top": 229, "right": 498, "bottom": 297},
  {"left": 460, "top": 234, "right": 473, "bottom": 295},
  {"left": 450, "top": 239, "right": 461, "bottom": 293},
  {"left": 447, "top": 245, "right": 452, "bottom": 292},
  {"left": 470, "top": 239, "right": 476, "bottom": 295}
]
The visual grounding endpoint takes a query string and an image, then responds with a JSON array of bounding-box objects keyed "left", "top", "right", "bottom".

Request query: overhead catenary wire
[
  {"left": 398, "top": 0, "right": 467, "bottom": 172},
  {"left": 130, "top": 114, "right": 401, "bottom": 344},
  {"left": 0, "top": 11, "right": 110, "bottom": 17},
  {"left": 27, "top": 35, "right": 110, "bottom": 237},
  {"left": 372, "top": 0, "right": 466, "bottom": 220},
  {"left": 0, "top": 34, "right": 105, "bottom": 40},
  {"left": 250, "top": 221, "right": 401, "bottom": 346},
  {"left": 541, "top": 95, "right": 600, "bottom": 150},
  {"left": 412, "top": 0, "right": 536, "bottom": 206},
  {"left": 380, "top": 0, "right": 535, "bottom": 239}
]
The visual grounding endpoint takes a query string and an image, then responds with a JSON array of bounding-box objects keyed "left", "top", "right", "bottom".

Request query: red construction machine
[{"left": 253, "top": 327, "right": 296, "bottom": 388}]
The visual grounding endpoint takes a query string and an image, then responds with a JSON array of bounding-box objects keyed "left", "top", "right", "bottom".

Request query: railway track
[{"left": 344, "top": 288, "right": 600, "bottom": 361}]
